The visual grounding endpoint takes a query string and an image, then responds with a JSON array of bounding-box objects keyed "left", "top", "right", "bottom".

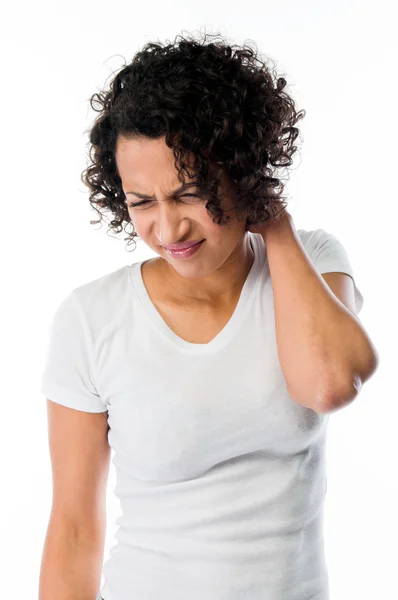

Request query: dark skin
[{"left": 116, "top": 135, "right": 258, "bottom": 307}]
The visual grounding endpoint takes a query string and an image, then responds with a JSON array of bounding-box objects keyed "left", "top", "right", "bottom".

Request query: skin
[{"left": 115, "top": 135, "right": 255, "bottom": 308}]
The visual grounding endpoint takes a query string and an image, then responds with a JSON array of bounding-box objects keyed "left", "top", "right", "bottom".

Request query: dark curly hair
[{"left": 80, "top": 30, "right": 306, "bottom": 251}]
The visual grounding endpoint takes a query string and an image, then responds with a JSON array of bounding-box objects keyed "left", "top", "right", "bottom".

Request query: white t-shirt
[{"left": 40, "top": 229, "right": 364, "bottom": 600}]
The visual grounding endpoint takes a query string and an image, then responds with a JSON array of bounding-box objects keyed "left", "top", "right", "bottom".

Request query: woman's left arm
[{"left": 254, "top": 211, "right": 379, "bottom": 414}]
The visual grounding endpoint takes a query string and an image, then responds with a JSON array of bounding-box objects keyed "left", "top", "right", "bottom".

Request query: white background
[{"left": 1, "top": 1, "right": 396, "bottom": 598}]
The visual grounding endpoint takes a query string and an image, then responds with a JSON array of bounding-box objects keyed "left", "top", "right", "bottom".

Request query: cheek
[{"left": 131, "top": 216, "right": 159, "bottom": 245}]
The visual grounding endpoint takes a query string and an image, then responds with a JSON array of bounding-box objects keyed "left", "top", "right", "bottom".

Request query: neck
[{"left": 159, "top": 234, "right": 255, "bottom": 307}]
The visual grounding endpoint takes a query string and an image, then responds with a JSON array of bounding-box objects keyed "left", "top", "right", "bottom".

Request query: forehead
[
  {"left": 115, "top": 136, "right": 198, "bottom": 193},
  {"left": 115, "top": 135, "right": 229, "bottom": 194},
  {"left": 116, "top": 135, "right": 173, "bottom": 173}
]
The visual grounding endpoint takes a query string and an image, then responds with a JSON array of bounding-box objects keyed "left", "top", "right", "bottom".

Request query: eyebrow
[{"left": 125, "top": 182, "right": 198, "bottom": 199}]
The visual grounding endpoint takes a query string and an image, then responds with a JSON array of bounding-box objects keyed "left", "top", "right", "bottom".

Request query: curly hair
[{"left": 80, "top": 30, "right": 306, "bottom": 251}]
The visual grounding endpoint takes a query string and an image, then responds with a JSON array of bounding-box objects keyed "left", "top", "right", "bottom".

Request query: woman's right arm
[{"left": 39, "top": 400, "right": 110, "bottom": 600}]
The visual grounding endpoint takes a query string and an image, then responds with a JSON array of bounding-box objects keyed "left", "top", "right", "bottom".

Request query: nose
[{"left": 156, "top": 202, "right": 191, "bottom": 247}]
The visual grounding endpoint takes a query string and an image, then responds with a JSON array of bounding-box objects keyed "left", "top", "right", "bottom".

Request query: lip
[
  {"left": 163, "top": 239, "right": 204, "bottom": 251},
  {"left": 164, "top": 239, "right": 205, "bottom": 259}
]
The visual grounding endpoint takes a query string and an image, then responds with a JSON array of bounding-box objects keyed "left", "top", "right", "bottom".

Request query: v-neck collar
[{"left": 129, "top": 233, "right": 266, "bottom": 355}]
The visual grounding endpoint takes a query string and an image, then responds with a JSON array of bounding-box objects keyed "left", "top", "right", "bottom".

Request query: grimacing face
[{"left": 115, "top": 135, "right": 253, "bottom": 296}]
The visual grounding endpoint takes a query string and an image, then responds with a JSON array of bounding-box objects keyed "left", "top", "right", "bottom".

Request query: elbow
[
  {"left": 287, "top": 349, "right": 380, "bottom": 415},
  {"left": 315, "top": 347, "right": 380, "bottom": 415},
  {"left": 315, "top": 373, "right": 366, "bottom": 415}
]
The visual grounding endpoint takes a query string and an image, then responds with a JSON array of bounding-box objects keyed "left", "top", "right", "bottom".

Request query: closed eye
[{"left": 127, "top": 194, "right": 199, "bottom": 208}]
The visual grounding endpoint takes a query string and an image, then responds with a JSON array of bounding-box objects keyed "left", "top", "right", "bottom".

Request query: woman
[{"left": 39, "top": 31, "right": 378, "bottom": 600}]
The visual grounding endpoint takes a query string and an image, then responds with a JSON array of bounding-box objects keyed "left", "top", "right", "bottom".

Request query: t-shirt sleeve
[
  {"left": 40, "top": 290, "right": 107, "bottom": 413},
  {"left": 301, "top": 228, "right": 364, "bottom": 314}
]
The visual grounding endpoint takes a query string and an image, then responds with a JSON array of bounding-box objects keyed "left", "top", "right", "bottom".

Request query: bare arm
[
  {"left": 260, "top": 212, "right": 378, "bottom": 413},
  {"left": 39, "top": 400, "right": 110, "bottom": 600}
]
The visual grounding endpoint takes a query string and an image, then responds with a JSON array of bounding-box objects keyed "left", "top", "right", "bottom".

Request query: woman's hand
[{"left": 245, "top": 207, "right": 293, "bottom": 237}]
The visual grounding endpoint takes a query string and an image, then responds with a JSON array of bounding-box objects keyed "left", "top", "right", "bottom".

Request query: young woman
[{"left": 39, "top": 31, "right": 378, "bottom": 600}]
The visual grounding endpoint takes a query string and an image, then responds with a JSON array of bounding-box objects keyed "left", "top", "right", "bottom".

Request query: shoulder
[
  {"left": 296, "top": 227, "right": 364, "bottom": 314},
  {"left": 60, "top": 265, "right": 133, "bottom": 333},
  {"left": 72, "top": 265, "right": 130, "bottom": 307}
]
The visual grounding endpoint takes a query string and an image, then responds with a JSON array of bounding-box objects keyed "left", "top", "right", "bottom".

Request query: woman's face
[{"left": 115, "top": 135, "right": 250, "bottom": 284}]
